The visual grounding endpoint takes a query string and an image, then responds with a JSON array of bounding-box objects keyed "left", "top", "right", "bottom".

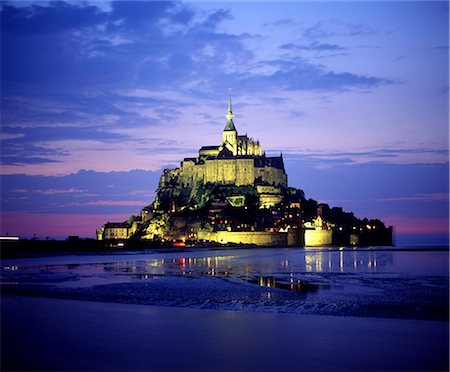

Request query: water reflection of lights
[
  {"left": 305, "top": 251, "right": 380, "bottom": 273},
  {"left": 101, "top": 255, "right": 239, "bottom": 278},
  {"left": 251, "top": 275, "right": 321, "bottom": 293},
  {"left": 305, "top": 255, "right": 313, "bottom": 272},
  {"left": 131, "top": 274, "right": 154, "bottom": 280},
  {"left": 6, "top": 255, "right": 237, "bottom": 277},
  {"left": 305, "top": 254, "right": 325, "bottom": 272},
  {"left": 3, "top": 266, "right": 19, "bottom": 271},
  {"left": 0, "top": 257, "right": 232, "bottom": 279}
]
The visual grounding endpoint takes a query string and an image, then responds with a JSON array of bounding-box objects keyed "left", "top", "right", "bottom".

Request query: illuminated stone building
[
  {"left": 154, "top": 96, "right": 289, "bottom": 224},
  {"left": 98, "top": 222, "right": 129, "bottom": 240},
  {"left": 97, "top": 96, "right": 393, "bottom": 247},
  {"left": 157, "top": 96, "right": 287, "bottom": 198},
  {"left": 97, "top": 218, "right": 141, "bottom": 241}
]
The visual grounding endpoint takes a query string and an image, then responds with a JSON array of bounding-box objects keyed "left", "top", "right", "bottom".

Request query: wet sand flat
[{"left": 2, "top": 294, "right": 448, "bottom": 372}]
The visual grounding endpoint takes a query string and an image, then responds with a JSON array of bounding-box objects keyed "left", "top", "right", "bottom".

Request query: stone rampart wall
[
  {"left": 198, "top": 230, "right": 287, "bottom": 246},
  {"left": 287, "top": 230, "right": 304, "bottom": 247},
  {"left": 204, "top": 159, "right": 255, "bottom": 186},
  {"left": 304, "top": 229, "right": 333, "bottom": 247},
  {"left": 255, "top": 167, "right": 287, "bottom": 187},
  {"left": 164, "top": 157, "right": 288, "bottom": 190}
]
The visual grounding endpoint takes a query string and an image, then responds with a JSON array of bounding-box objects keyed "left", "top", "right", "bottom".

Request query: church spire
[
  {"left": 226, "top": 93, "right": 234, "bottom": 122},
  {"left": 223, "top": 91, "right": 236, "bottom": 131}
]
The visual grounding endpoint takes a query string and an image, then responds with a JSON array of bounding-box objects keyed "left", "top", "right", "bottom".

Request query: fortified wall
[
  {"left": 304, "top": 229, "right": 333, "bottom": 246},
  {"left": 163, "top": 156, "right": 288, "bottom": 189},
  {"left": 197, "top": 230, "right": 303, "bottom": 247}
]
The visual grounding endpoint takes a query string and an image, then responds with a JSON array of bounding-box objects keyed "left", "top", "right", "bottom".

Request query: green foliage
[
  {"left": 145, "top": 214, "right": 169, "bottom": 238},
  {"left": 190, "top": 182, "right": 211, "bottom": 209},
  {"left": 226, "top": 195, "right": 245, "bottom": 207}
]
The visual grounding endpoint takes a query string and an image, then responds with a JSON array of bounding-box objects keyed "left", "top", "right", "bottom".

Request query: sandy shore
[{"left": 2, "top": 294, "right": 448, "bottom": 372}]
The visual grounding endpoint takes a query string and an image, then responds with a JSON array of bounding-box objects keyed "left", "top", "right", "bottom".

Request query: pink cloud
[
  {"left": 85, "top": 200, "right": 149, "bottom": 206},
  {"left": 36, "top": 188, "right": 87, "bottom": 195},
  {"left": 382, "top": 215, "right": 449, "bottom": 235},
  {"left": 59, "top": 200, "right": 149, "bottom": 208},
  {"left": 377, "top": 193, "right": 449, "bottom": 202}
]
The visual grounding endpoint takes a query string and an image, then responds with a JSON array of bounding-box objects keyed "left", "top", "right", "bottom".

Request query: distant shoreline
[{"left": 1, "top": 238, "right": 448, "bottom": 259}]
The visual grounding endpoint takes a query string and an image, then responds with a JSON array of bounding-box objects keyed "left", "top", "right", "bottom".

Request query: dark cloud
[
  {"left": 199, "top": 8, "right": 233, "bottom": 30},
  {"left": 0, "top": 1, "right": 396, "bottom": 164},
  {"left": 1, "top": 169, "right": 160, "bottom": 214},
  {"left": 0, "top": 141, "right": 69, "bottom": 165},
  {"left": 263, "top": 18, "right": 298, "bottom": 29},
  {"left": 1, "top": 2, "right": 388, "bottom": 95},
  {"left": 2, "top": 125, "right": 129, "bottom": 143},
  {"left": 0, "top": 2, "right": 107, "bottom": 34},
  {"left": 1, "top": 90, "right": 185, "bottom": 128},
  {"left": 283, "top": 148, "right": 450, "bottom": 159},
  {"left": 1, "top": 1, "right": 259, "bottom": 109},
  {"left": 0, "top": 125, "right": 129, "bottom": 165},
  {"left": 109, "top": 1, "right": 177, "bottom": 25},
  {"left": 286, "top": 110, "right": 304, "bottom": 119},
  {"left": 239, "top": 58, "right": 391, "bottom": 91},
  {"left": 0, "top": 87, "right": 192, "bottom": 164},
  {"left": 280, "top": 42, "right": 347, "bottom": 52},
  {"left": 270, "top": 97, "right": 291, "bottom": 105},
  {"left": 2, "top": 156, "right": 63, "bottom": 166},
  {"left": 304, "top": 19, "right": 376, "bottom": 39},
  {"left": 1, "top": 1, "right": 190, "bottom": 90}
]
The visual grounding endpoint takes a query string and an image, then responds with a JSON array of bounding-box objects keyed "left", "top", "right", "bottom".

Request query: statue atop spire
[{"left": 226, "top": 90, "right": 234, "bottom": 122}]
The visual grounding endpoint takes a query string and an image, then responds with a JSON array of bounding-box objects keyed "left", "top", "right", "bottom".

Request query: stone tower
[{"left": 222, "top": 95, "right": 238, "bottom": 155}]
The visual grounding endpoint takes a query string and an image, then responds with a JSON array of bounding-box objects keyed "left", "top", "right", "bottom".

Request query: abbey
[
  {"left": 158, "top": 97, "right": 287, "bottom": 192},
  {"left": 97, "top": 96, "right": 393, "bottom": 248}
]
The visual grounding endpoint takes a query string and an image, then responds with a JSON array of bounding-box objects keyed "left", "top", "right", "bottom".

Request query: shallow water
[
  {"left": 1, "top": 246, "right": 448, "bottom": 320},
  {"left": 2, "top": 295, "right": 448, "bottom": 372}
]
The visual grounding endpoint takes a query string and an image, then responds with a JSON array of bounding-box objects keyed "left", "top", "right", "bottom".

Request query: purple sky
[{"left": 1, "top": 1, "right": 448, "bottom": 242}]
